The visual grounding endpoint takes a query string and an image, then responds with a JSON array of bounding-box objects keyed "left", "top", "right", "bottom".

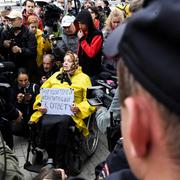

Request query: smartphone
[
  {"left": 88, "top": 98, "right": 103, "bottom": 106},
  {"left": 24, "top": 93, "right": 31, "bottom": 101}
]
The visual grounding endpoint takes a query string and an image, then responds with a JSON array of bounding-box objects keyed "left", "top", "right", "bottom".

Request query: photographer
[
  {"left": 0, "top": 62, "right": 22, "bottom": 149},
  {"left": 12, "top": 68, "right": 39, "bottom": 137},
  {"left": 51, "top": 15, "right": 78, "bottom": 61},
  {"left": 0, "top": 10, "right": 37, "bottom": 81}
]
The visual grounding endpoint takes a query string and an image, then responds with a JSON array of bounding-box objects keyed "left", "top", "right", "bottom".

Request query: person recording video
[
  {"left": 0, "top": 62, "right": 22, "bottom": 149},
  {"left": 12, "top": 68, "right": 39, "bottom": 137}
]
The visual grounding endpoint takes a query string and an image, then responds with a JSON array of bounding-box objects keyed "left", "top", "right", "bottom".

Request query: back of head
[
  {"left": 104, "top": 0, "right": 180, "bottom": 170},
  {"left": 105, "top": 0, "right": 180, "bottom": 116},
  {"left": 88, "top": 6, "right": 99, "bottom": 19}
]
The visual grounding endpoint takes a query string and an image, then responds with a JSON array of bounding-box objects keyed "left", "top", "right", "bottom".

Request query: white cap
[
  {"left": 61, "top": 15, "right": 75, "bottom": 27},
  {"left": 6, "top": 10, "right": 22, "bottom": 19}
]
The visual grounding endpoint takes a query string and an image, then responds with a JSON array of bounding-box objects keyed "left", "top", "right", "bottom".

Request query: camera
[
  {"left": 0, "top": 62, "right": 15, "bottom": 73},
  {"left": 87, "top": 86, "right": 104, "bottom": 106},
  {"left": 0, "top": 62, "right": 15, "bottom": 112},
  {"left": 24, "top": 93, "right": 32, "bottom": 102},
  {"left": 48, "top": 34, "right": 62, "bottom": 46},
  {"left": 9, "top": 38, "right": 16, "bottom": 48}
]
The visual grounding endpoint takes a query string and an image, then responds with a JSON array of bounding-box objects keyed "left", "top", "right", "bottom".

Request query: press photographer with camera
[
  {"left": 50, "top": 15, "right": 78, "bottom": 61},
  {"left": 0, "top": 10, "right": 37, "bottom": 81},
  {"left": 0, "top": 62, "right": 23, "bottom": 149},
  {"left": 12, "top": 68, "right": 39, "bottom": 137}
]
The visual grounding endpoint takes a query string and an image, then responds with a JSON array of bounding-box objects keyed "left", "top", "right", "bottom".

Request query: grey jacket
[
  {"left": 52, "top": 31, "right": 78, "bottom": 60},
  {"left": 95, "top": 88, "right": 121, "bottom": 134}
]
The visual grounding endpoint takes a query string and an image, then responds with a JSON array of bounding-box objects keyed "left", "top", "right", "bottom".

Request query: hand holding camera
[
  {"left": 17, "top": 93, "right": 32, "bottom": 103},
  {"left": 17, "top": 93, "right": 24, "bottom": 103},
  {"left": 11, "top": 45, "right": 22, "bottom": 54},
  {"left": 3, "top": 40, "right": 11, "bottom": 48}
]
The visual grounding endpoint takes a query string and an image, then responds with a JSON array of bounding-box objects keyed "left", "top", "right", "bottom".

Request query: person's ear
[{"left": 124, "top": 96, "right": 150, "bottom": 158}]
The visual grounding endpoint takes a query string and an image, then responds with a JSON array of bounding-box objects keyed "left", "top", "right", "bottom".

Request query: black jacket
[
  {"left": 76, "top": 10, "right": 103, "bottom": 77},
  {"left": 0, "top": 74, "right": 19, "bottom": 121},
  {"left": 13, "top": 82, "right": 39, "bottom": 120},
  {"left": 0, "top": 25, "right": 37, "bottom": 77}
]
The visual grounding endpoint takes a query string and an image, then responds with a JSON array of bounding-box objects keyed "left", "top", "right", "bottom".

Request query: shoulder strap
[{"left": 32, "top": 84, "right": 36, "bottom": 94}]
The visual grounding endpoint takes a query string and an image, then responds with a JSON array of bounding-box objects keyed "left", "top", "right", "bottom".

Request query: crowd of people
[
  {"left": 2, "top": 0, "right": 178, "bottom": 180},
  {"left": 0, "top": 0, "right": 132, "bottom": 147}
]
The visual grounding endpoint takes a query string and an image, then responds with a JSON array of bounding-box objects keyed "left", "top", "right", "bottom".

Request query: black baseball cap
[{"left": 104, "top": 0, "right": 180, "bottom": 115}]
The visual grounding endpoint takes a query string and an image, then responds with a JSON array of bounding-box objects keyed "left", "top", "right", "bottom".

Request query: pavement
[
  {"left": 14, "top": 136, "right": 38, "bottom": 180},
  {"left": 13, "top": 133, "right": 109, "bottom": 180}
]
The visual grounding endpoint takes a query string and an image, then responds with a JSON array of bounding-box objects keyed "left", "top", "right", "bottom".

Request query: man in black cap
[{"left": 104, "top": 0, "right": 180, "bottom": 179}]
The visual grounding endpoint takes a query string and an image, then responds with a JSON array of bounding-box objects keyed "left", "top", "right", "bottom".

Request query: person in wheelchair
[{"left": 29, "top": 51, "right": 96, "bottom": 168}]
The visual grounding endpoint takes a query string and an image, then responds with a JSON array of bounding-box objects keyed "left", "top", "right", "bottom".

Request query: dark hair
[
  {"left": 33, "top": 167, "right": 62, "bottom": 180},
  {"left": 88, "top": 6, "right": 100, "bottom": 19},
  {"left": 4, "top": 6, "right": 12, "bottom": 11},
  {"left": 76, "top": 9, "right": 95, "bottom": 32},
  {"left": 17, "top": 68, "right": 29, "bottom": 78},
  {"left": 24, "top": 0, "right": 35, "bottom": 6},
  {"left": 103, "top": 0, "right": 109, "bottom": 6}
]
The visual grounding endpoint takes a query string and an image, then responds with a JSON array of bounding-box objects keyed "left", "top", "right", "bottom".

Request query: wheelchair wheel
[
  {"left": 65, "top": 150, "right": 82, "bottom": 176},
  {"left": 82, "top": 114, "right": 99, "bottom": 156}
]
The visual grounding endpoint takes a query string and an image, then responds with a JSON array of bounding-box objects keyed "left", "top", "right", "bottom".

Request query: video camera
[
  {"left": 43, "top": 4, "right": 63, "bottom": 27},
  {"left": 48, "top": 34, "right": 62, "bottom": 46},
  {"left": 0, "top": 62, "right": 15, "bottom": 114},
  {"left": 0, "top": 62, "right": 15, "bottom": 73},
  {"left": 87, "top": 78, "right": 118, "bottom": 108}
]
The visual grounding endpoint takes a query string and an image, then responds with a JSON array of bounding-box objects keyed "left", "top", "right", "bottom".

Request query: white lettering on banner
[{"left": 40, "top": 88, "right": 74, "bottom": 115}]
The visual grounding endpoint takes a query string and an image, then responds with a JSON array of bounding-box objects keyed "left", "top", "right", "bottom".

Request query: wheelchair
[{"left": 24, "top": 113, "right": 99, "bottom": 175}]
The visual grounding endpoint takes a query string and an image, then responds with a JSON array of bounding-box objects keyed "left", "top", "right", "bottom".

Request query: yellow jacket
[
  {"left": 36, "top": 29, "right": 44, "bottom": 67},
  {"left": 116, "top": 3, "right": 132, "bottom": 18},
  {"left": 30, "top": 67, "right": 96, "bottom": 136},
  {"left": 36, "top": 29, "right": 51, "bottom": 67}
]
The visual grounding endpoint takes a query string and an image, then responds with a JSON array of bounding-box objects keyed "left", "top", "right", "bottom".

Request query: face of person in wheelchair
[{"left": 62, "top": 51, "right": 78, "bottom": 74}]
